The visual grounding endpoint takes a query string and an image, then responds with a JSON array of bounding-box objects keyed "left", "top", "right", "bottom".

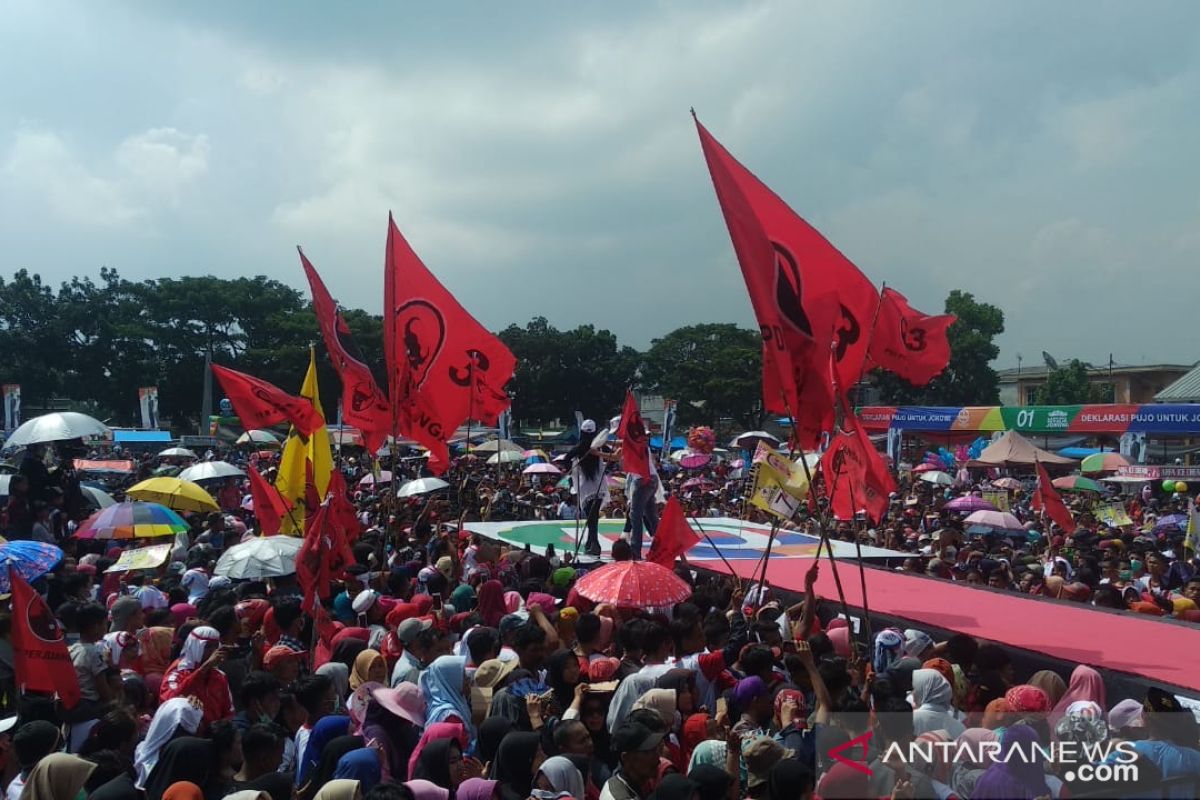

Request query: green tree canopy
[
  {"left": 641, "top": 323, "right": 762, "bottom": 428},
  {"left": 1035, "top": 359, "right": 1111, "bottom": 404}
]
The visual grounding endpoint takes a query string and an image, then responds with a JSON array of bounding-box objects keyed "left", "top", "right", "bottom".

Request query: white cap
[
  {"left": 609, "top": 416, "right": 622, "bottom": 433},
  {"left": 580, "top": 419, "right": 596, "bottom": 433},
  {"left": 352, "top": 589, "right": 380, "bottom": 614}
]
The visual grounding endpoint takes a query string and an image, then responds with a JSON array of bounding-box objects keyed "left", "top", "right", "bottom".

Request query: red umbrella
[
  {"left": 574, "top": 561, "right": 692, "bottom": 607},
  {"left": 912, "top": 463, "right": 940, "bottom": 473}
]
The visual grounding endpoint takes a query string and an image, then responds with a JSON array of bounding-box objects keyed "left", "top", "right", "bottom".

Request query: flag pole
[{"left": 689, "top": 513, "right": 742, "bottom": 587}]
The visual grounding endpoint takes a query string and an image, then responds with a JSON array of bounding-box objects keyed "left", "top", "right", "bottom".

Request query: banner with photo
[
  {"left": 138, "top": 386, "right": 160, "bottom": 429},
  {"left": 2, "top": 384, "right": 20, "bottom": 431}
]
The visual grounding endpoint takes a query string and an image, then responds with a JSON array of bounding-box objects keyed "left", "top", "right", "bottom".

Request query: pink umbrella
[
  {"left": 358, "top": 471, "right": 393, "bottom": 486},
  {"left": 944, "top": 495, "right": 998, "bottom": 513},
  {"left": 522, "top": 463, "right": 562, "bottom": 475},
  {"left": 681, "top": 478, "right": 714, "bottom": 490},
  {"left": 912, "top": 463, "right": 940, "bottom": 473},
  {"left": 680, "top": 454, "right": 711, "bottom": 470},
  {"left": 991, "top": 477, "right": 1022, "bottom": 490},
  {"left": 963, "top": 509, "right": 1024, "bottom": 531}
]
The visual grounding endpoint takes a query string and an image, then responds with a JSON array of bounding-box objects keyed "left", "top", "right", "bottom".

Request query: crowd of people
[{"left": 1, "top": 428, "right": 1199, "bottom": 800}]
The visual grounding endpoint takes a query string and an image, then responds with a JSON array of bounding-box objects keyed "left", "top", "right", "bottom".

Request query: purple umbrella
[
  {"left": 1153, "top": 513, "right": 1188, "bottom": 532},
  {"left": 944, "top": 495, "right": 998, "bottom": 513}
]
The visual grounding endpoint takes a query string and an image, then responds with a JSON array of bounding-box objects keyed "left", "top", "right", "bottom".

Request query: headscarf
[
  {"left": 138, "top": 626, "right": 175, "bottom": 674},
  {"left": 413, "top": 594, "right": 435, "bottom": 616},
  {"left": 134, "top": 697, "right": 205, "bottom": 789},
  {"left": 333, "top": 748, "right": 383, "bottom": 793},
  {"left": 18, "top": 753, "right": 95, "bottom": 800},
  {"left": 170, "top": 603, "right": 198, "bottom": 627},
  {"left": 681, "top": 714, "right": 711, "bottom": 768},
  {"left": 457, "top": 778, "right": 499, "bottom": 800},
  {"left": 1043, "top": 575, "right": 1066, "bottom": 598},
  {"left": 1004, "top": 685, "right": 1051, "bottom": 714},
  {"left": 545, "top": 648, "right": 580, "bottom": 711},
  {"left": 649, "top": 774, "right": 697, "bottom": 800},
  {"left": 873, "top": 628, "right": 904, "bottom": 674},
  {"left": 1050, "top": 665, "right": 1106, "bottom": 725},
  {"left": 305, "top": 735, "right": 364, "bottom": 798},
  {"left": 313, "top": 780, "right": 362, "bottom": 800},
  {"left": 1108, "top": 698, "right": 1146, "bottom": 731},
  {"left": 689, "top": 763, "right": 732, "bottom": 800},
  {"left": 503, "top": 591, "right": 523, "bottom": 614},
  {"left": 160, "top": 782, "right": 204, "bottom": 800},
  {"left": 477, "top": 580, "right": 507, "bottom": 628},
  {"left": 815, "top": 762, "right": 869, "bottom": 799},
  {"left": 632, "top": 688, "right": 677, "bottom": 729},
  {"left": 362, "top": 695, "right": 421, "bottom": 783},
  {"left": 910, "top": 730, "right": 952, "bottom": 784},
  {"left": 477, "top": 717, "right": 515, "bottom": 765},
  {"left": 884, "top": 656, "right": 922, "bottom": 694},
  {"left": 405, "top": 780, "right": 450, "bottom": 800},
  {"left": 911, "top": 669, "right": 965, "bottom": 737},
  {"left": 1055, "top": 707, "right": 1108, "bottom": 747},
  {"left": 491, "top": 731, "right": 543, "bottom": 800},
  {"left": 143, "top": 737, "right": 214, "bottom": 800},
  {"left": 921, "top": 657, "right": 955, "bottom": 690},
  {"left": 177, "top": 625, "right": 220, "bottom": 670},
  {"left": 350, "top": 649, "right": 385, "bottom": 691},
  {"left": 766, "top": 759, "right": 809, "bottom": 800},
  {"left": 420, "top": 655, "right": 476, "bottom": 749},
  {"left": 412, "top": 737, "right": 460, "bottom": 786},
  {"left": 971, "top": 724, "right": 1050, "bottom": 800},
  {"left": 451, "top": 583, "right": 477, "bottom": 613},
  {"left": 774, "top": 688, "right": 808, "bottom": 730},
  {"left": 297, "top": 715, "right": 352, "bottom": 787},
  {"left": 1027, "top": 670, "right": 1067, "bottom": 707},
  {"left": 687, "top": 740, "right": 726, "bottom": 772},
  {"left": 827, "top": 626, "right": 851, "bottom": 659},
  {"left": 981, "top": 697, "right": 1011, "bottom": 730},
  {"left": 102, "top": 630, "right": 138, "bottom": 667},
  {"left": 537, "top": 755, "right": 586, "bottom": 800},
  {"left": 317, "top": 662, "right": 351, "bottom": 710},
  {"left": 407, "top": 722, "right": 468, "bottom": 782},
  {"left": 950, "top": 727, "right": 1000, "bottom": 799},
  {"left": 903, "top": 628, "right": 935, "bottom": 659}
]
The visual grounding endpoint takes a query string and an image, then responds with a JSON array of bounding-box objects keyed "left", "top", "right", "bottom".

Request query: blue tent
[{"left": 649, "top": 436, "right": 687, "bottom": 451}]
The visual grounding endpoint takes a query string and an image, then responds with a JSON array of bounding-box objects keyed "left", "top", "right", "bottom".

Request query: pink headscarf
[
  {"left": 1050, "top": 665, "right": 1106, "bottom": 725},
  {"left": 406, "top": 721, "right": 467, "bottom": 780},
  {"left": 503, "top": 591, "right": 522, "bottom": 614},
  {"left": 476, "top": 580, "right": 506, "bottom": 628},
  {"left": 456, "top": 778, "right": 498, "bottom": 800},
  {"left": 170, "top": 603, "right": 197, "bottom": 627},
  {"left": 827, "top": 626, "right": 852, "bottom": 659},
  {"left": 406, "top": 780, "right": 450, "bottom": 800}
]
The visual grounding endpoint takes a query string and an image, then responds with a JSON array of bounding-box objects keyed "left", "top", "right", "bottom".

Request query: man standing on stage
[{"left": 566, "top": 419, "right": 616, "bottom": 557}]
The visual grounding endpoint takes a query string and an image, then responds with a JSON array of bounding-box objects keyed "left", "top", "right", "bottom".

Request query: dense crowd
[{"left": 1, "top": 433, "right": 1200, "bottom": 800}]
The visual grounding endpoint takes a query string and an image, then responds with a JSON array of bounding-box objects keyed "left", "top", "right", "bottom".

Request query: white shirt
[
  {"left": 181, "top": 569, "right": 210, "bottom": 604},
  {"left": 6, "top": 774, "right": 25, "bottom": 800},
  {"left": 292, "top": 726, "right": 312, "bottom": 780},
  {"left": 133, "top": 585, "right": 169, "bottom": 610}
]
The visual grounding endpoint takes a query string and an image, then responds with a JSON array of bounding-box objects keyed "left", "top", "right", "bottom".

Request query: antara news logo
[{"left": 827, "top": 729, "right": 1140, "bottom": 785}]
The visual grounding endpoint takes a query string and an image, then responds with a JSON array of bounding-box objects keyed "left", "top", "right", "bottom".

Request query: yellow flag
[
  {"left": 1186, "top": 507, "right": 1199, "bottom": 556},
  {"left": 749, "top": 461, "right": 805, "bottom": 520},
  {"left": 752, "top": 442, "right": 811, "bottom": 500},
  {"left": 276, "top": 347, "right": 333, "bottom": 533}
]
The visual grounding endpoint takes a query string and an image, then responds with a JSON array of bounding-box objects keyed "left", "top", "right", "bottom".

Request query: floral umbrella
[
  {"left": 0, "top": 540, "right": 63, "bottom": 592},
  {"left": 574, "top": 561, "right": 693, "bottom": 607}
]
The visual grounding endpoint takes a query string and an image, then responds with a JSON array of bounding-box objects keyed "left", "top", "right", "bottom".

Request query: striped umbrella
[
  {"left": 574, "top": 561, "right": 692, "bottom": 607},
  {"left": 76, "top": 502, "right": 191, "bottom": 540}
]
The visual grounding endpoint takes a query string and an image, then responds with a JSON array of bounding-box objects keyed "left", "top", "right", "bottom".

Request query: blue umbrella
[{"left": 0, "top": 540, "right": 63, "bottom": 592}]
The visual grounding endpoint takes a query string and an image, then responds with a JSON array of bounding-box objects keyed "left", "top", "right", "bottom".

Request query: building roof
[
  {"left": 1155, "top": 363, "right": 1200, "bottom": 402},
  {"left": 997, "top": 363, "right": 1193, "bottom": 382}
]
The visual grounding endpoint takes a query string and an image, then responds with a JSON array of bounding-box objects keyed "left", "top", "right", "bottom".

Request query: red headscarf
[
  {"left": 1004, "top": 685, "right": 1051, "bottom": 713},
  {"left": 680, "top": 714, "right": 709, "bottom": 768},
  {"left": 412, "top": 594, "right": 434, "bottom": 616},
  {"left": 476, "top": 580, "right": 506, "bottom": 628}
]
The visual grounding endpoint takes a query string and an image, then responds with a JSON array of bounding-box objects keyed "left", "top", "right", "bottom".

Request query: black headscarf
[
  {"left": 768, "top": 759, "right": 814, "bottom": 800},
  {"left": 491, "top": 731, "right": 542, "bottom": 800},
  {"left": 477, "top": 716, "right": 515, "bottom": 765},
  {"left": 361, "top": 699, "right": 419, "bottom": 782},
  {"left": 688, "top": 764, "right": 732, "bottom": 800},
  {"left": 237, "top": 772, "right": 294, "bottom": 800},
  {"left": 412, "top": 737, "right": 458, "bottom": 787},
  {"left": 302, "top": 734, "right": 364, "bottom": 800},
  {"left": 143, "top": 737, "right": 214, "bottom": 800},
  {"left": 650, "top": 773, "right": 699, "bottom": 800},
  {"left": 86, "top": 774, "right": 139, "bottom": 800},
  {"left": 545, "top": 649, "right": 580, "bottom": 712}
]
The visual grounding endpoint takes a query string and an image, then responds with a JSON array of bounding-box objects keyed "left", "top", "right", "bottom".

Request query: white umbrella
[
  {"left": 918, "top": 470, "right": 954, "bottom": 486},
  {"left": 214, "top": 536, "right": 302, "bottom": 579},
  {"left": 81, "top": 485, "right": 117, "bottom": 509},
  {"left": 486, "top": 451, "right": 524, "bottom": 464},
  {"left": 2, "top": 412, "right": 109, "bottom": 451},
  {"left": 236, "top": 429, "right": 281, "bottom": 446},
  {"left": 523, "top": 463, "right": 562, "bottom": 475},
  {"left": 730, "top": 430, "right": 781, "bottom": 450},
  {"left": 472, "top": 438, "right": 524, "bottom": 454},
  {"left": 359, "top": 471, "right": 393, "bottom": 486},
  {"left": 158, "top": 447, "right": 197, "bottom": 459},
  {"left": 179, "top": 461, "right": 246, "bottom": 482},
  {"left": 395, "top": 477, "right": 450, "bottom": 498}
]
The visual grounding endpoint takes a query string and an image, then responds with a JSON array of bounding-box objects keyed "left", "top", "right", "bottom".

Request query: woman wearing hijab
[
  {"left": 981, "top": 697, "right": 1012, "bottom": 731},
  {"left": 648, "top": 773, "right": 698, "bottom": 800},
  {"left": 159, "top": 626, "right": 234, "bottom": 728},
  {"left": 490, "top": 731, "right": 545, "bottom": 800},
  {"left": 1005, "top": 685, "right": 1052, "bottom": 715},
  {"left": 160, "top": 783, "right": 204, "bottom": 800},
  {"left": 655, "top": 670, "right": 696, "bottom": 716},
  {"left": 911, "top": 669, "right": 965, "bottom": 737},
  {"left": 1028, "top": 669, "right": 1067, "bottom": 707},
  {"left": 450, "top": 583, "right": 476, "bottom": 613},
  {"left": 476, "top": 580, "right": 507, "bottom": 629},
  {"left": 316, "top": 662, "right": 351, "bottom": 712},
  {"left": 143, "top": 738, "right": 215, "bottom": 800},
  {"left": 475, "top": 717, "right": 514, "bottom": 766},
  {"left": 536, "top": 755, "right": 587, "bottom": 800},
  {"left": 406, "top": 722, "right": 468, "bottom": 781},
  {"left": 412, "top": 738, "right": 468, "bottom": 792},
  {"left": 1050, "top": 665, "right": 1106, "bottom": 725},
  {"left": 17, "top": 753, "right": 94, "bottom": 800},
  {"left": 296, "top": 715, "right": 352, "bottom": 788},
  {"left": 686, "top": 740, "right": 726, "bottom": 773},
  {"left": 361, "top": 692, "right": 421, "bottom": 783},
  {"left": 972, "top": 724, "right": 1052, "bottom": 800},
  {"left": 688, "top": 764, "right": 732, "bottom": 800},
  {"left": 546, "top": 649, "right": 582, "bottom": 714},
  {"left": 137, "top": 626, "right": 176, "bottom": 698},
  {"left": 579, "top": 690, "right": 615, "bottom": 771},
  {"left": 349, "top": 650, "right": 387, "bottom": 692},
  {"left": 332, "top": 748, "right": 383, "bottom": 794},
  {"left": 873, "top": 628, "right": 905, "bottom": 674},
  {"left": 419, "top": 655, "right": 476, "bottom": 750},
  {"left": 312, "top": 779, "right": 362, "bottom": 800},
  {"left": 134, "top": 697, "right": 205, "bottom": 789},
  {"left": 950, "top": 728, "right": 1000, "bottom": 799},
  {"left": 300, "top": 735, "right": 363, "bottom": 800},
  {"left": 457, "top": 777, "right": 500, "bottom": 800},
  {"left": 404, "top": 780, "right": 449, "bottom": 800},
  {"left": 331, "top": 637, "right": 369, "bottom": 673}
]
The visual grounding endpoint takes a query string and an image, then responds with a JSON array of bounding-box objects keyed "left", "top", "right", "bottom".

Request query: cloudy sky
[{"left": 2, "top": 1, "right": 1198, "bottom": 369}]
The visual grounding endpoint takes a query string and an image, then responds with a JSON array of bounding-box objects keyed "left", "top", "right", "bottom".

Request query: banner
[
  {"left": 751, "top": 442, "right": 811, "bottom": 499},
  {"left": 749, "top": 462, "right": 804, "bottom": 520},
  {"left": 860, "top": 403, "right": 1200, "bottom": 435},
  {"left": 981, "top": 490, "right": 1010, "bottom": 511},
  {"left": 2, "top": 384, "right": 19, "bottom": 431},
  {"left": 104, "top": 544, "right": 172, "bottom": 573},
  {"left": 660, "top": 400, "right": 677, "bottom": 460},
  {"left": 138, "top": 386, "right": 159, "bottom": 429},
  {"left": 1094, "top": 503, "right": 1133, "bottom": 527}
]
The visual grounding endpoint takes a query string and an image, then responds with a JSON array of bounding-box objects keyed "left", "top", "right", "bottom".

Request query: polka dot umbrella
[{"left": 574, "top": 560, "right": 692, "bottom": 607}]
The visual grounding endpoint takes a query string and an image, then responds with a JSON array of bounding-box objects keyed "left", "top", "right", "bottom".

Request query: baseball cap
[
  {"left": 352, "top": 589, "right": 381, "bottom": 615},
  {"left": 580, "top": 419, "right": 596, "bottom": 434},
  {"left": 396, "top": 617, "right": 433, "bottom": 645},
  {"left": 436, "top": 556, "right": 454, "bottom": 579},
  {"left": 743, "top": 736, "right": 792, "bottom": 788},
  {"left": 611, "top": 721, "right": 665, "bottom": 753},
  {"left": 499, "top": 614, "right": 526, "bottom": 637},
  {"left": 263, "top": 645, "right": 307, "bottom": 669}
]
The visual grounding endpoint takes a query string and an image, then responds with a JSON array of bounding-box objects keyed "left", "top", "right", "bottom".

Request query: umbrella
[
  {"left": 1052, "top": 475, "right": 1104, "bottom": 493},
  {"left": 1080, "top": 452, "right": 1129, "bottom": 474},
  {"left": 523, "top": 449, "right": 549, "bottom": 462},
  {"left": 395, "top": 477, "right": 450, "bottom": 498},
  {"left": 158, "top": 447, "right": 198, "bottom": 459},
  {"left": 918, "top": 471, "right": 954, "bottom": 486},
  {"left": 963, "top": 510, "right": 1025, "bottom": 531},
  {"left": 681, "top": 478, "right": 715, "bottom": 490},
  {"left": 730, "top": 431, "right": 781, "bottom": 450},
  {"left": 2, "top": 412, "right": 109, "bottom": 451},
  {"left": 236, "top": 429, "right": 281, "bottom": 446},
  {"left": 359, "top": 471, "right": 393, "bottom": 487},
  {"left": 991, "top": 477, "right": 1022, "bottom": 490},
  {"left": 127, "top": 477, "right": 220, "bottom": 513},
  {"left": 81, "top": 485, "right": 117, "bottom": 509},
  {"left": 214, "top": 536, "right": 302, "bottom": 579},
  {"left": 523, "top": 463, "right": 561, "bottom": 475},
  {"left": 0, "top": 540, "right": 63, "bottom": 592},
  {"left": 944, "top": 495, "right": 998, "bottom": 513},
  {"left": 1152, "top": 514, "right": 1188, "bottom": 533},
  {"left": 152, "top": 465, "right": 181, "bottom": 477},
  {"left": 76, "top": 502, "right": 190, "bottom": 540},
  {"left": 912, "top": 463, "right": 942, "bottom": 474},
  {"left": 574, "top": 561, "right": 693, "bottom": 607},
  {"left": 680, "top": 454, "right": 711, "bottom": 470},
  {"left": 487, "top": 451, "right": 525, "bottom": 464},
  {"left": 178, "top": 461, "right": 246, "bottom": 482},
  {"left": 472, "top": 438, "right": 524, "bottom": 454},
  {"left": 556, "top": 476, "right": 571, "bottom": 489}
]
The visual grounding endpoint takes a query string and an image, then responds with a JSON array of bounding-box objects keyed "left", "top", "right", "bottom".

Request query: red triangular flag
[
  {"left": 1033, "top": 462, "right": 1075, "bottom": 534},
  {"left": 9, "top": 568, "right": 81, "bottom": 709},
  {"left": 868, "top": 288, "right": 956, "bottom": 386},
  {"left": 822, "top": 358, "right": 896, "bottom": 524},
  {"left": 646, "top": 496, "right": 701, "bottom": 567},
  {"left": 384, "top": 214, "right": 516, "bottom": 473},
  {"left": 618, "top": 389, "right": 651, "bottom": 480},
  {"left": 327, "top": 470, "right": 363, "bottom": 545},
  {"left": 211, "top": 365, "right": 323, "bottom": 436},
  {"left": 694, "top": 117, "right": 881, "bottom": 390},
  {"left": 296, "top": 502, "right": 331, "bottom": 613},
  {"left": 247, "top": 467, "right": 293, "bottom": 536},
  {"left": 299, "top": 249, "right": 392, "bottom": 453}
]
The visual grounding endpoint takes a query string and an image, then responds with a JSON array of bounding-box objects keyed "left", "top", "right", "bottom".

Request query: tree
[
  {"left": 641, "top": 323, "right": 762, "bottom": 428},
  {"left": 874, "top": 289, "right": 1005, "bottom": 406},
  {"left": 1036, "top": 359, "right": 1110, "bottom": 404}
]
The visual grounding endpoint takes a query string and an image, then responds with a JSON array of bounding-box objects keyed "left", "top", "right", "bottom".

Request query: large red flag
[
  {"left": 696, "top": 120, "right": 837, "bottom": 449},
  {"left": 1033, "top": 462, "right": 1075, "bottom": 534},
  {"left": 247, "top": 467, "right": 293, "bottom": 536},
  {"left": 327, "top": 469, "right": 363, "bottom": 545},
  {"left": 299, "top": 249, "right": 392, "bottom": 453},
  {"left": 9, "top": 568, "right": 81, "bottom": 709},
  {"left": 869, "top": 288, "right": 955, "bottom": 386},
  {"left": 695, "top": 118, "right": 881, "bottom": 388},
  {"left": 211, "top": 365, "right": 323, "bottom": 436},
  {"left": 646, "top": 495, "right": 701, "bottom": 568},
  {"left": 384, "top": 214, "right": 516, "bottom": 472},
  {"left": 617, "top": 389, "right": 651, "bottom": 479}
]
